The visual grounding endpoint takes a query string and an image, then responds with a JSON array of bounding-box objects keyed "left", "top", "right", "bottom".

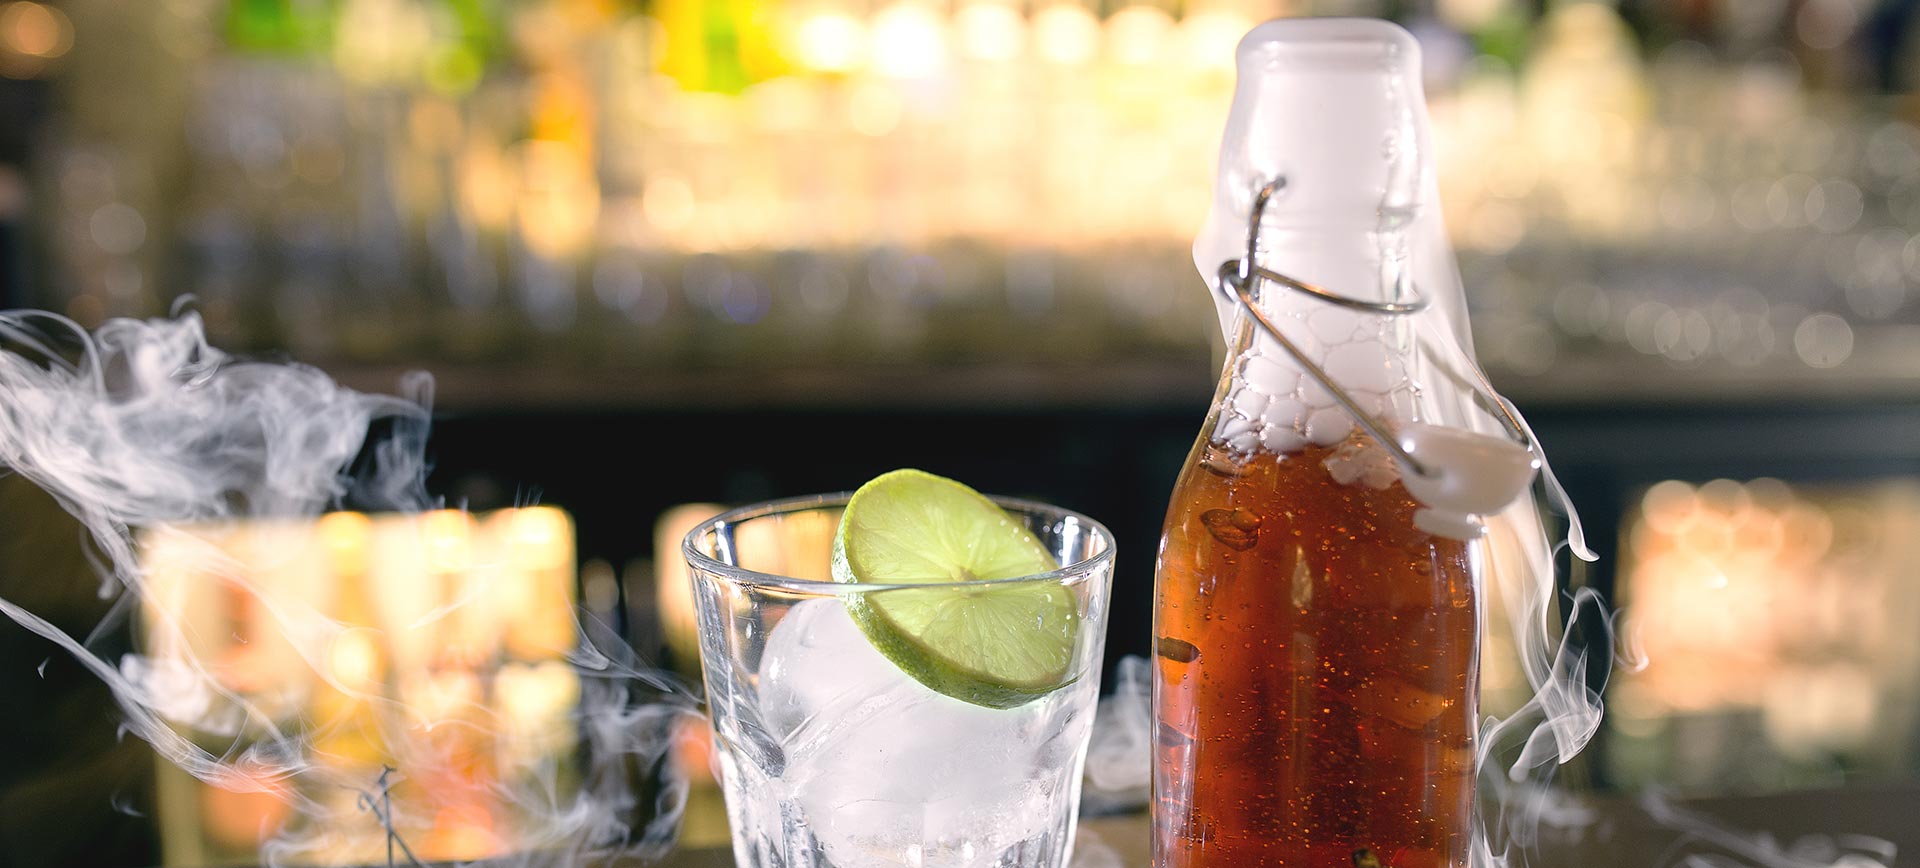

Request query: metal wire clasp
[{"left": 1217, "top": 177, "right": 1533, "bottom": 480}]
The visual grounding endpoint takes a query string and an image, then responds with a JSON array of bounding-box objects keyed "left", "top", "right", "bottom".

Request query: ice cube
[
  {"left": 1198, "top": 440, "right": 1253, "bottom": 477},
  {"left": 758, "top": 596, "right": 907, "bottom": 741},
  {"left": 1323, "top": 436, "right": 1398, "bottom": 490},
  {"left": 1325, "top": 452, "right": 1366, "bottom": 485},
  {"left": 1199, "top": 508, "right": 1260, "bottom": 551},
  {"left": 757, "top": 599, "right": 1067, "bottom": 867}
]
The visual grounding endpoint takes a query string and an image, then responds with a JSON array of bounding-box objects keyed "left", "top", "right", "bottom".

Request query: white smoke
[
  {"left": 1081, "top": 654, "right": 1150, "bottom": 796},
  {"left": 0, "top": 310, "right": 699, "bottom": 865},
  {"left": 1414, "top": 324, "right": 1897, "bottom": 867},
  {"left": 1639, "top": 792, "right": 1897, "bottom": 868}
]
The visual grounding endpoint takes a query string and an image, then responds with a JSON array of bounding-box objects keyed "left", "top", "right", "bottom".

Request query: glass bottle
[{"left": 1152, "top": 19, "right": 1537, "bottom": 868}]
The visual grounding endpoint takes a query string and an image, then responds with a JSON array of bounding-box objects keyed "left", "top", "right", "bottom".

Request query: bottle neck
[
  {"left": 1206, "top": 225, "right": 1419, "bottom": 458},
  {"left": 1244, "top": 226, "right": 1411, "bottom": 315},
  {"left": 1196, "top": 207, "right": 1416, "bottom": 343}
]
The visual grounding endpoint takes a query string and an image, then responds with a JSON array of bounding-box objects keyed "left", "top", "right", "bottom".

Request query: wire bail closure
[{"left": 1217, "top": 177, "right": 1534, "bottom": 480}]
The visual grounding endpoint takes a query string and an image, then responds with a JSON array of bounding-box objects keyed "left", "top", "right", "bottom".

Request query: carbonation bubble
[
  {"left": 1241, "top": 353, "right": 1301, "bottom": 396},
  {"left": 1265, "top": 398, "right": 1307, "bottom": 430},
  {"left": 1230, "top": 388, "right": 1270, "bottom": 421},
  {"left": 1260, "top": 423, "right": 1307, "bottom": 454},
  {"left": 1305, "top": 407, "right": 1354, "bottom": 445}
]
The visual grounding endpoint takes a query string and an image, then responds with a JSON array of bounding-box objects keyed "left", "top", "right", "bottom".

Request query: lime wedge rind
[
  {"left": 832, "top": 469, "right": 1080, "bottom": 710},
  {"left": 846, "top": 583, "right": 1083, "bottom": 708}
]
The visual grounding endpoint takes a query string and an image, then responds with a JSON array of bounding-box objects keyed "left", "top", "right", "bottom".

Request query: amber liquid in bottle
[{"left": 1153, "top": 433, "right": 1478, "bottom": 868}]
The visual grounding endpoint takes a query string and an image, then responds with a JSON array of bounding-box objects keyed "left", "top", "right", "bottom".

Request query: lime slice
[{"left": 833, "top": 469, "right": 1077, "bottom": 709}]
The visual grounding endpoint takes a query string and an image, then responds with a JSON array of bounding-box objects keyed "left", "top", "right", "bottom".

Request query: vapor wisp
[
  {"left": 1420, "top": 326, "right": 1896, "bottom": 868},
  {"left": 0, "top": 309, "right": 699, "bottom": 866}
]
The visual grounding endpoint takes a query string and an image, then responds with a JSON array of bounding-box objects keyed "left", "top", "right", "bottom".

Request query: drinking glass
[{"left": 684, "top": 493, "right": 1115, "bottom": 868}]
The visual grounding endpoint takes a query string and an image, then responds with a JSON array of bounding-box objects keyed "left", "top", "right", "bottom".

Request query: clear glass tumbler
[{"left": 684, "top": 493, "right": 1115, "bottom": 868}]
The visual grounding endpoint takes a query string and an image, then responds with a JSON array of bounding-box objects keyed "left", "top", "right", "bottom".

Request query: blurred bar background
[
  {"left": 1, "top": 0, "right": 1919, "bottom": 865},
  {"left": 140, "top": 509, "right": 587, "bottom": 866},
  {"left": 13, "top": 0, "right": 1920, "bottom": 389}
]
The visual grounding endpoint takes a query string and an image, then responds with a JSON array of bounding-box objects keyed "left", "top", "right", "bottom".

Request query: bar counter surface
[{"left": 605, "top": 785, "right": 1919, "bottom": 867}]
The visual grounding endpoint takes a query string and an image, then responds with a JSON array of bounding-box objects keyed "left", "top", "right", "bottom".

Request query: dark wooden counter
[{"left": 632, "top": 784, "right": 1919, "bottom": 867}]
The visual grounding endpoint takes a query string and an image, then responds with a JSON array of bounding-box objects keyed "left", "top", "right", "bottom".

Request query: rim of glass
[{"left": 681, "top": 491, "right": 1116, "bottom": 594}]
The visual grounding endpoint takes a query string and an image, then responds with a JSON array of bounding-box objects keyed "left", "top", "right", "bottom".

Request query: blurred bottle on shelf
[
  {"left": 142, "top": 508, "right": 584, "bottom": 866},
  {"left": 23, "top": 0, "right": 1920, "bottom": 394}
]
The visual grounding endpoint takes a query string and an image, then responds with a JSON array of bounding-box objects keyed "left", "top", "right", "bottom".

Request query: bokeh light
[{"left": 1611, "top": 478, "right": 1920, "bottom": 791}]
